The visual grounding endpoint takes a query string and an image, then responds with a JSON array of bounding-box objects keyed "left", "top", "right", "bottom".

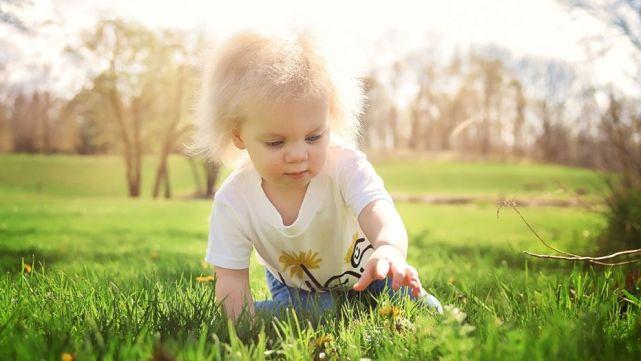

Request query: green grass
[
  {"left": 0, "top": 154, "right": 220, "bottom": 198},
  {"left": 376, "top": 159, "right": 607, "bottom": 198},
  {"left": 0, "top": 154, "right": 607, "bottom": 199},
  {"left": 0, "top": 154, "right": 638, "bottom": 360}
]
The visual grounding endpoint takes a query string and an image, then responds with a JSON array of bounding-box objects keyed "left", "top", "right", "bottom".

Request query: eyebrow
[{"left": 261, "top": 125, "right": 326, "bottom": 138}]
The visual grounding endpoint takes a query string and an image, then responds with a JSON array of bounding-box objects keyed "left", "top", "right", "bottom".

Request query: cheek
[
  {"left": 265, "top": 152, "right": 284, "bottom": 173},
  {"left": 250, "top": 147, "right": 280, "bottom": 174},
  {"left": 310, "top": 145, "right": 328, "bottom": 168}
]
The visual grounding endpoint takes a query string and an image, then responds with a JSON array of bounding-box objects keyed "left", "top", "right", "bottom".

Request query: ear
[{"left": 231, "top": 128, "right": 246, "bottom": 150}]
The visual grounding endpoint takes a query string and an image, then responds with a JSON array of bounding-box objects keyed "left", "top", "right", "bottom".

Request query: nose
[{"left": 284, "top": 142, "right": 308, "bottom": 163}]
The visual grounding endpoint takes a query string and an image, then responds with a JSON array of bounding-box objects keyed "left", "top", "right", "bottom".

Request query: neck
[{"left": 261, "top": 179, "right": 309, "bottom": 198}]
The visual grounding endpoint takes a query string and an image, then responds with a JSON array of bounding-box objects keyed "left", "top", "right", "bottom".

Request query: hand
[{"left": 352, "top": 244, "right": 422, "bottom": 298}]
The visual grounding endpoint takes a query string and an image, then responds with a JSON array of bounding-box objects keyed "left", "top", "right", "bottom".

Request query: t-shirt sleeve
[
  {"left": 337, "top": 147, "right": 394, "bottom": 218},
  {"left": 205, "top": 199, "right": 253, "bottom": 269}
]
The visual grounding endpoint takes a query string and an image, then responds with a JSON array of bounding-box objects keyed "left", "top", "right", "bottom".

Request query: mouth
[{"left": 285, "top": 170, "right": 309, "bottom": 179}]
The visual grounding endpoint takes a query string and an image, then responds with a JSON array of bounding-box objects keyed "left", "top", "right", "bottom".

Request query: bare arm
[
  {"left": 214, "top": 266, "right": 254, "bottom": 321},
  {"left": 358, "top": 199, "right": 408, "bottom": 258},
  {"left": 353, "top": 199, "right": 421, "bottom": 297}
]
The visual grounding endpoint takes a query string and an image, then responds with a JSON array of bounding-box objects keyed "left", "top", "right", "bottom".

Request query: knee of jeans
[
  {"left": 365, "top": 277, "right": 389, "bottom": 295},
  {"left": 270, "top": 286, "right": 293, "bottom": 304},
  {"left": 376, "top": 277, "right": 417, "bottom": 300},
  {"left": 291, "top": 290, "right": 336, "bottom": 313},
  {"left": 397, "top": 286, "right": 417, "bottom": 300}
]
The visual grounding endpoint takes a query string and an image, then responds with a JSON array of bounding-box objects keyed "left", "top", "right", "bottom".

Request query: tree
[
  {"left": 0, "top": 100, "right": 11, "bottom": 152},
  {"left": 560, "top": 0, "right": 641, "bottom": 182},
  {"left": 50, "top": 100, "right": 79, "bottom": 153},
  {"left": 72, "top": 18, "right": 161, "bottom": 197},
  {"left": 560, "top": 0, "right": 641, "bottom": 90},
  {"left": 561, "top": 1, "right": 641, "bottom": 51},
  {"left": 509, "top": 79, "right": 526, "bottom": 157},
  {"left": 560, "top": 0, "right": 641, "bottom": 261},
  {"left": 408, "top": 61, "right": 436, "bottom": 151},
  {"left": 535, "top": 99, "right": 571, "bottom": 164},
  {"left": 467, "top": 53, "right": 511, "bottom": 155},
  {"left": 34, "top": 91, "right": 51, "bottom": 153},
  {"left": 64, "top": 82, "right": 116, "bottom": 155},
  {"left": 150, "top": 31, "right": 203, "bottom": 199},
  {"left": 8, "top": 92, "right": 35, "bottom": 152},
  {"left": 515, "top": 57, "right": 576, "bottom": 162}
]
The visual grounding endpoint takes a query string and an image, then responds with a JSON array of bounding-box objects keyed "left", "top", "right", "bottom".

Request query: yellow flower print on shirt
[
  {"left": 344, "top": 233, "right": 360, "bottom": 265},
  {"left": 279, "top": 250, "right": 322, "bottom": 279}
]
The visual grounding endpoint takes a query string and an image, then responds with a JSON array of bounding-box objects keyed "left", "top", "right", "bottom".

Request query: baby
[{"left": 195, "top": 30, "right": 442, "bottom": 320}]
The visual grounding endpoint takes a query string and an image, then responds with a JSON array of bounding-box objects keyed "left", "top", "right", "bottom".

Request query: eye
[
  {"left": 264, "top": 140, "right": 284, "bottom": 148},
  {"left": 306, "top": 134, "right": 322, "bottom": 143}
]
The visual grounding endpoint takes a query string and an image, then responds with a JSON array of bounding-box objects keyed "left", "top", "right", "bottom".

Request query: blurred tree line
[
  {"left": 0, "top": 3, "right": 639, "bottom": 205},
  {"left": 359, "top": 47, "right": 615, "bottom": 169},
  {"left": 0, "top": 18, "right": 220, "bottom": 198}
]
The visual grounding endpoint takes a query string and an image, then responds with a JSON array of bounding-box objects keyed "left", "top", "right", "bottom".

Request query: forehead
[{"left": 245, "top": 96, "right": 329, "bottom": 134}]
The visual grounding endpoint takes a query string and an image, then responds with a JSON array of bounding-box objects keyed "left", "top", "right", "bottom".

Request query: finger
[
  {"left": 405, "top": 266, "right": 421, "bottom": 296},
  {"left": 374, "top": 258, "right": 390, "bottom": 280},
  {"left": 390, "top": 263, "right": 406, "bottom": 290},
  {"left": 406, "top": 265, "right": 419, "bottom": 281},
  {"left": 409, "top": 279, "right": 421, "bottom": 296},
  {"left": 407, "top": 276, "right": 420, "bottom": 292},
  {"left": 353, "top": 261, "right": 378, "bottom": 291},
  {"left": 405, "top": 266, "right": 419, "bottom": 286}
]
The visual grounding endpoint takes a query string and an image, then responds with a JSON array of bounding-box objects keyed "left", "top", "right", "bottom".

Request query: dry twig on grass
[{"left": 497, "top": 199, "right": 641, "bottom": 266}]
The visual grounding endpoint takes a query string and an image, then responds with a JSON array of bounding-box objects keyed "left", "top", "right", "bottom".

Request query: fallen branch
[
  {"left": 522, "top": 251, "right": 641, "bottom": 266},
  {"left": 497, "top": 199, "right": 641, "bottom": 266}
]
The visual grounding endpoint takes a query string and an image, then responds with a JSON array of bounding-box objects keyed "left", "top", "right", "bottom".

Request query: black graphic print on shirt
[{"left": 276, "top": 233, "right": 374, "bottom": 292}]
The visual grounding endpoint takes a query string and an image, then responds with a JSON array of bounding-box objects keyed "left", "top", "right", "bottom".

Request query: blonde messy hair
[{"left": 192, "top": 29, "right": 364, "bottom": 165}]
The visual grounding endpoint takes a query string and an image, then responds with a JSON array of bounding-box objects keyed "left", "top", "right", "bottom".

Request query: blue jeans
[{"left": 254, "top": 269, "right": 438, "bottom": 315}]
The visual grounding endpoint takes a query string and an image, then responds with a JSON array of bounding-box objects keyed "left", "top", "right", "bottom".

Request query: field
[{"left": 0, "top": 154, "right": 639, "bottom": 360}]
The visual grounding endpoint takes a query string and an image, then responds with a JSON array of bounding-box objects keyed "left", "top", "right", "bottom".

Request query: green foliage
[{"left": 598, "top": 182, "right": 641, "bottom": 253}]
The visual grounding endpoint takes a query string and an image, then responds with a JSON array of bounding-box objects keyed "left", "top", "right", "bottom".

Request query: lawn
[
  {"left": 0, "top": 154, "right": 607, "bottom": 199},
  {"left": 0, "top": 154, "right": 638, "bottom": 360}
]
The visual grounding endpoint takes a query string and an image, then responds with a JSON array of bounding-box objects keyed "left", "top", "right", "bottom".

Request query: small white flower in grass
[{"left": 444, "top": 305, "right": 467, "bottom": 324}]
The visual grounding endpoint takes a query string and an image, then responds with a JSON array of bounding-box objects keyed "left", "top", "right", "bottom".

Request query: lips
[{"left": 285, "top": 170, "right": 308, "bottom": 179}]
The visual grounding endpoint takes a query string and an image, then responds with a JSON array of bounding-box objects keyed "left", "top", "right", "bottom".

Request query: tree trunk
[
  {"left": 42, "top": 92, "right": 51, "bottom": 154},
  {"left": 152, "top": 159, "right": 167, "bottom": 198},
  {"left": 480, "top": 103, "right": 491, "bottom": 155},
  {"left": 132, "top": 99, "right": 143, "bottom": 198},
  {"left": 153, "top": 66, "right": 185, "bottom": 199},
  {"left": 163, "top": 166, "right": 171, "bottom": 199},
  {"left": 389, "top": 105, "right": 399, "bottom": 149},
  {"left": 408, "top": 105, "right": 421, "bottom": 150},
  {"left": 108, "top": 81, "right": 140, "bottom": 198},
  {"left": 188, "top": 157, "right": 203, "bottom": 196}
]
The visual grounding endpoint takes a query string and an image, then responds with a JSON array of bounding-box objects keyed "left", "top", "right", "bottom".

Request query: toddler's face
[{"left": 232, "top": 97, "right": 330, "bottom": 191}]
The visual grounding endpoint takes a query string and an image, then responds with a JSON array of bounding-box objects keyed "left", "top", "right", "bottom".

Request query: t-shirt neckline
[{"left": 249, "top": 167, "right": 323, "bottom": 236}]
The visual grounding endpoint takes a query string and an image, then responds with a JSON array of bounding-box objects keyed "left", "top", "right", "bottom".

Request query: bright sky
[{"left": 1, "top": 0, "right": 638, "bottom": 97}]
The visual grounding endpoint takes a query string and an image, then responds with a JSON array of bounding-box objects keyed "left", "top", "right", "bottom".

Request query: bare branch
[
  {"left": 497, "top": 199, "right": 577, "bottom": 257},
  {"left": 523, "top": 251, "right": 641, "bottom": 266},
  {"left": 498, "top": 199, "right": 641, "bottom": 266}
]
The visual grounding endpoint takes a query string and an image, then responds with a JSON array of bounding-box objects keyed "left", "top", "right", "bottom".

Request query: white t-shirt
[{"left": 205, "top": 144, "right": 394, "bottom": 292}]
